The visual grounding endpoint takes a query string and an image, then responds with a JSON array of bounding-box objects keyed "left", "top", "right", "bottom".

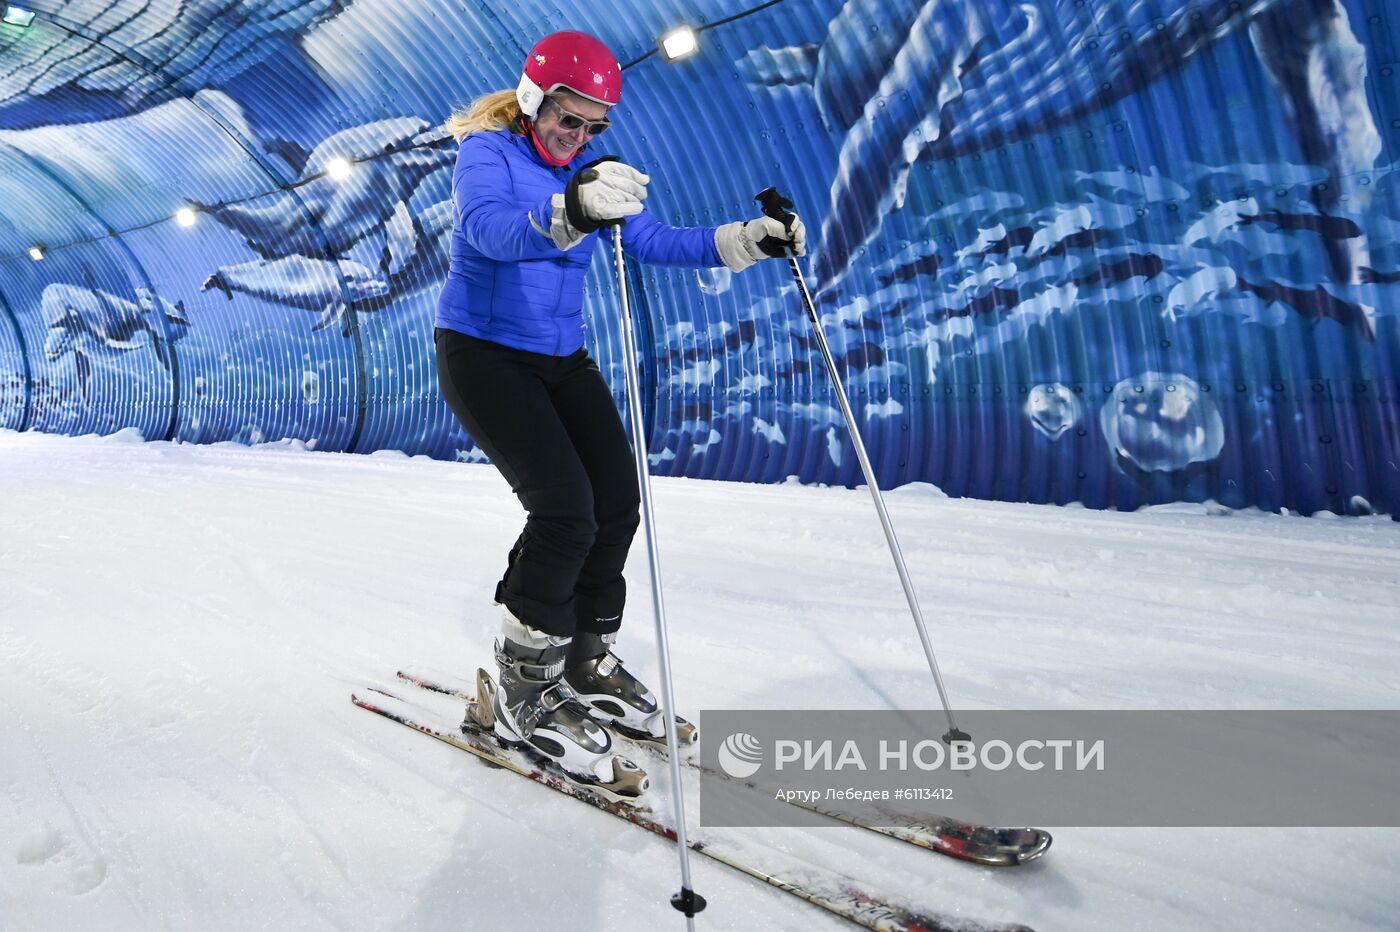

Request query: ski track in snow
[{"left": 1, "top": 429, "right": 1397, "bottom": 931}]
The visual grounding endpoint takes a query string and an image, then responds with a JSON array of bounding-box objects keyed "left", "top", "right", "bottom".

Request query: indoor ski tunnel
[{"left": 2, "top": 0, "right": 1398, "bottom": 516}]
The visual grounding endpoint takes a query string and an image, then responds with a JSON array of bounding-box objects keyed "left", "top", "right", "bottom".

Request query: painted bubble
[
  {"left": 1100, "top": 373, "right": 1224, "bottom": 472},
  {"left": 696, "top": 267, "right": 732, "bottom": 296},
  {"left": 1025, "top": 382, "right": 1081, "bottom": 439},
  {"left": 301, "top": 370, "right": 321, "bottom": 404}
]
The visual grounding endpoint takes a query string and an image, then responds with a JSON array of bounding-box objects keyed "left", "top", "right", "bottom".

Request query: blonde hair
[{"left": 445, "top": 89, "right": 520, "bottom": 142}]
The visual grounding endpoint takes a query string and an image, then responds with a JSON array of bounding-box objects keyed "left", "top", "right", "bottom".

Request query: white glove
[
  {"left": 573, "top": 161, "right": 649, "bottom": 225},
  {"left": 543, "top": 157, "right": 649, "bottom": 250},
  {"left": 714, "top": 214, "right": 807, "bottom": 272}
]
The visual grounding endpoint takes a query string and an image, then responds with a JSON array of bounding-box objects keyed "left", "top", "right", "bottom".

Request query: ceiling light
[
  {"left": 2, "top": 6, "right": 36, "bottom": 28},
  {"left": 28, "top": 245, "right": 43, "bottom": 261},
  {"left": 175, "top": 207, "right": 198, "bottom": 227},
  {"left": 326, "top": 157, "right": 352, "bottom": 181},
  {"left": 658, "top": 26, "right": 698, "bottom": 63}
]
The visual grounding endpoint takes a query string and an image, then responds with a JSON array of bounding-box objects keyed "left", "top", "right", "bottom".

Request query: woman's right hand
[{"left": 564, "top": 157, "right": 649, "bottom": 232}]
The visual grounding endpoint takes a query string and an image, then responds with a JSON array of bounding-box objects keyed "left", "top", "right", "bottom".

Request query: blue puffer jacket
[{"left": 436, "top": 128, "right": 723, "bottom": 356}]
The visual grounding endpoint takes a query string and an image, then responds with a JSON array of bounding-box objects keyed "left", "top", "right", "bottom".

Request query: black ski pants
[{"left": 435, "top": 328, "right": 640, "bottom": 639}]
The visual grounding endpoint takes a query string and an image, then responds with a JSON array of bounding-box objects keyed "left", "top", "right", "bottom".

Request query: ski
[
  {"left": 396, "top": 666, "right": 1051, "bottom": 867},
  {"left": 352, "top": 684, "right": 1033, "bottom": 932}
]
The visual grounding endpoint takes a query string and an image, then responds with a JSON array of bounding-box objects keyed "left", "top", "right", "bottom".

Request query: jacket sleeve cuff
[
  {"left": 529, "top": 194, "right": 587, "bottom": 251},
  {"left": 714, "top": 220, "right": 759, "bottom": 273}
]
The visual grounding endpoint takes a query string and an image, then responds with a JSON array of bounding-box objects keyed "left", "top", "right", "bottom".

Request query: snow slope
[{"left": 1, "top": 429, "right": 1397, "bottom": 931}]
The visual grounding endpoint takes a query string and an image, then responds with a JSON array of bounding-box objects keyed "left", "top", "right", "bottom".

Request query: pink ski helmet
[{"left": 516, "top": 31, "right": 622, "bottom": 120}]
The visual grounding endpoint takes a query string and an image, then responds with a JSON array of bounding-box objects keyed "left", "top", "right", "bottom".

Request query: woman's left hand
[{"left": 715, "top": 214, "right": 807, "bottom": 272}]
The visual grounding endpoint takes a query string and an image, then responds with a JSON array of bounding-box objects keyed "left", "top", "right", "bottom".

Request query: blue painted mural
[{"left": 0, "top": 0, "right": 1396, "bottom": 515}]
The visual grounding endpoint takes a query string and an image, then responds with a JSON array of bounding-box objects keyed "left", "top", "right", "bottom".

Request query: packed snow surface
[{"left": 2, "top": 429, "right": 1397, "bottom": 931}]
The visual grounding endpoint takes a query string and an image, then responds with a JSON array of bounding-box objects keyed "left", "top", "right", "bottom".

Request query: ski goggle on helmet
[{"left": 516, "top": 31, "right": 622, "bottom": 122}]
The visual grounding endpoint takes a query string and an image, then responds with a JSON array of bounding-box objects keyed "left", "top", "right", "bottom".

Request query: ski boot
[
  {"left": 563, "top": 631, "right": 698, "bottom": 746},
  {"left": 466, "top": 610, "right": 647, "bottom": 800}
]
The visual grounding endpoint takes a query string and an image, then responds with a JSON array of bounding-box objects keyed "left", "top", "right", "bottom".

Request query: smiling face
[{"left": 532, "top": 90, "right": 610, "bottom": 162}]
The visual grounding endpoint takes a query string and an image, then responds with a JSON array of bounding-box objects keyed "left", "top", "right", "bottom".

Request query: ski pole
[
  {"left": 607, "top": 220, "right": 706, "bottom": 925},
  {"left": 755, "top": 187, "right": 970, "bottom": 744}
]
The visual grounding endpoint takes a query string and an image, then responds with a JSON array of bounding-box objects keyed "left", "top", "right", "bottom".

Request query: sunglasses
[{"left": 545, "top": 97, "right": 612, "bottom": 136}]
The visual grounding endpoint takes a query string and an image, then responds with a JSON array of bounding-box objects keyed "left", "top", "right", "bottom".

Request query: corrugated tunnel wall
[{"left": 1, "top": 0, "right": 1397, "bottom": 516}]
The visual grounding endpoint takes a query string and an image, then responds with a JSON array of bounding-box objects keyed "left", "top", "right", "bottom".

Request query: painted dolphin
[
  {"left": 1236, "top": 276, "right": 1373, "bottom": 340},
  {"left": 42, "top": 282, "right": 189, "bottom": 399},
  {"left": 0, "top": 0, "right": 353, "bottom": 130},
  {"left": 1071, "top": 253, "right": 1165, "bottom": 288},
  {"left": 200, "top": 198, "right": 450, "bottom": 334},
  {"left": 1359, "top": 267, "right": 1400, "bottom": 285},
  {"left": 1237, "top": 210, "right": 1363, "bottom": 239},
  {"left": 201, "top": 255, "right": 391, "bottom": 334},
  {"left": 742, "top": 0, "right": 1379, "bottom": 293},
  {"left": 193, "top": 118, "right": 453, "bottom": 260}
]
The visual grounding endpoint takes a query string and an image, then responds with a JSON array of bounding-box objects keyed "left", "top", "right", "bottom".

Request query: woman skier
[{"left": 435, "top": 30, "right": 805, "bottom": 790}]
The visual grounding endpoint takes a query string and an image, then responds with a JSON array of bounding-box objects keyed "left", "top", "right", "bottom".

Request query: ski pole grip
[
  {"left": 570, "top": 155, "right": 627, "bottom": 230},
  {"left": 754, "top": 186, "right": 797, "bottom": 234}
]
